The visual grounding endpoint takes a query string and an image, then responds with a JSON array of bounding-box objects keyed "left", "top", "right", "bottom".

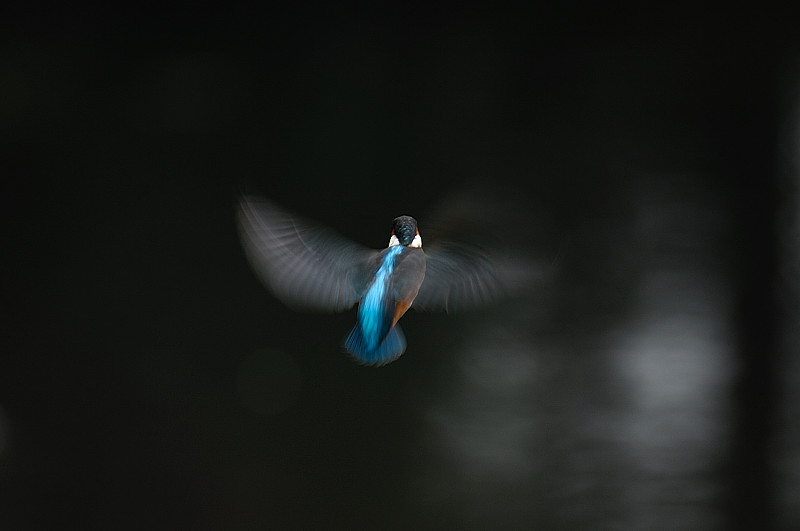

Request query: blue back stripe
[{"left": 358, "top": 246, "right": 403, "bottom": 350}]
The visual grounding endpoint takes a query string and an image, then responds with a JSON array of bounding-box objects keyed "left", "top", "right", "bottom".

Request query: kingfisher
[{"left": 237, "top": 195, "right": 502, "bottom": 366}]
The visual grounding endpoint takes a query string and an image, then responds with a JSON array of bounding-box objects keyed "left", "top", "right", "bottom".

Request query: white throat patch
[{"left": 388, "top": 234, "right": 423, "bottom": 248}]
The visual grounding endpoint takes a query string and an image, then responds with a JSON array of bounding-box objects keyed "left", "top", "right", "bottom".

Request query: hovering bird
[{"left": 237, "top": 196, "right": 503, "bottom": 366}]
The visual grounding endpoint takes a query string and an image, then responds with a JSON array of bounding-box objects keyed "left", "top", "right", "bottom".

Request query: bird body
[
  {"left": 345, "top": 240, "right": 426, "bottom": 364},
  {"left": 237, "top": 196, "right": 502, "bottom": 366}
]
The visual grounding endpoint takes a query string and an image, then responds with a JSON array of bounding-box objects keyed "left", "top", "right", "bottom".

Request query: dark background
[{"left": 2, "top": 4, "right": 800, "bottom": 530}]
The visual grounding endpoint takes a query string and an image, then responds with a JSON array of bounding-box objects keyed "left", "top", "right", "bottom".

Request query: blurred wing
[
  {"left": 238, "top": 196, "right": 375, "bottom": 312},
  {"left": 413, "top": 242, "right": 504, "bottom": 313}
]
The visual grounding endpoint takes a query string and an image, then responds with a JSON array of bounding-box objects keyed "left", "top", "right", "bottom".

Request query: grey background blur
[{"left": 2, "top": 5, "right": 799, "bottom": 530}]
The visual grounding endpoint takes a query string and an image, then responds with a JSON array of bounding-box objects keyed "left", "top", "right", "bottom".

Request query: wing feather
[
  {"left": 237, "top": 196, "right": 375, "bottom": 312},
  {"left": 413, "top": 242, "right": 504, "bottom": 313}
]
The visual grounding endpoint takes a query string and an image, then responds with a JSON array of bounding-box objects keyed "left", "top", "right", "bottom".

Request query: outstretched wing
[
  {"left": 237, "top": 196, "right": 375, "bottom": 312},
  {"left": 412, "top": 242, "right": 504, "bottom": 313}
]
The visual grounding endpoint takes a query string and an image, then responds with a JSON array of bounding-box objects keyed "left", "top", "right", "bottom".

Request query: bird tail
[{"left": 344, "top": 324, "right": 406, "bottom": 366}]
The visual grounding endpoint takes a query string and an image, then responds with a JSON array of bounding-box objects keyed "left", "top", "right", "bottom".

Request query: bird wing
[
  {"left": 237, "top": 195, "right": 376, "bottom": 312},
  {"left": 412, "top": 242, "right": 504, "bottom": 313},
  {"left": 388, "top": 248, "right": 427, "bottom": 317}
]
